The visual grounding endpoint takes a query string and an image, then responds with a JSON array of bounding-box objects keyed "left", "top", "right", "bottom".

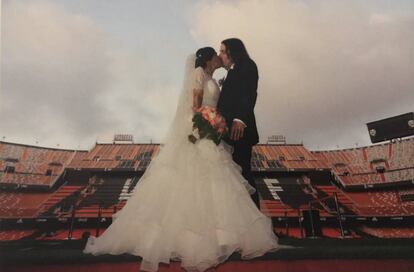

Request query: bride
[{"left": 83, "top": 47, "right": 279, "bottom": 272}]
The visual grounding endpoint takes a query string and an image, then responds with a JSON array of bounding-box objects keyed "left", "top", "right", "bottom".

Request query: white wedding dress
[{"left": 83, "top": 56, "right": 279, "bottom": 272}]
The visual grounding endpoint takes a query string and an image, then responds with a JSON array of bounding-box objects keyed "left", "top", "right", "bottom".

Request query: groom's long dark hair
[{"left": 221, "top": 38, "right": 251, "bottom": 67}]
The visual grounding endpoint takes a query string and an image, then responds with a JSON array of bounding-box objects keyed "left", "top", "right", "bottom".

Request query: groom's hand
[{"left": 230, "top": 121, "right": 246, "bottom": 141}]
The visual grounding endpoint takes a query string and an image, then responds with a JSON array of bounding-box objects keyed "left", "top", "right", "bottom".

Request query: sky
[{"left": 1, "top": 0, "right": 413, "bottom": 151}]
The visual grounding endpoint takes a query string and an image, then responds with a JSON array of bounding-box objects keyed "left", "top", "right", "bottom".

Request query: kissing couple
[{"left": 83, "top": 38, "right": 279, "bottom": 272}]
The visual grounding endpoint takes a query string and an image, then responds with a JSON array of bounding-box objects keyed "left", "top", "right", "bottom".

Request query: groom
[{"left": 217, "top": 38, "right": 260, "bottom": 209}]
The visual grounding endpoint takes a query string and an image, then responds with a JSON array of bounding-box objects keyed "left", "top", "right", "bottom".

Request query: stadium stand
[
  {"left": 343, "top": 190, "right": 414, "bottom": 216},
  {"left": 252, "top": 144, "right": 329, "bottom": 171},
  {"left": 38, "top": 184, "right": 86, "bottom": 217},
  {"left": 0, "top": 191, "right": 50, "bottom": 218},
  {"left": 0, "top": 141, "right": 78, "bottom": 189},
  {"left": 0, "top": 230, "right": 37, "bottom": 241},
  {"left": 311, "top": 138, "right": 414, "bottom": 188},
  {"left": 0, "top": 137, "right": 413, "bottom": 240},
  {"left": 67, "top": 143, "right": 160, "bottom": 171},
  {"left": 258, "top": 175, "right": 358, "bottom": 219},
  {"left": 36, "top": 174, "right": 138, "bottom": 219},
  {"left": 358, "top": 226, "right": 414, "bottom": 238}
]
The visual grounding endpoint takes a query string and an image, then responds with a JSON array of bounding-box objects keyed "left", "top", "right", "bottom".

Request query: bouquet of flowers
[{"left": 188, "top": 106, "right": 229, "bottom": 145}]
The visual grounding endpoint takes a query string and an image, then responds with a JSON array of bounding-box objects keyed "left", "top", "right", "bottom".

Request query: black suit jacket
[{"left": 217, "top": 58, "right": 259, "bottom": 145}]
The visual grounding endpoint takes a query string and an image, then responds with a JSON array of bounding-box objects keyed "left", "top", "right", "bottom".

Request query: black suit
[{"left": 217, "top": 58, "right": 260, "bottom": 208}]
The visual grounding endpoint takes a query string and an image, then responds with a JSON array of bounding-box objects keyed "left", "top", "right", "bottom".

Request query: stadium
[{"left": 1, "top": 113, "right": 414, "bottom": 272}]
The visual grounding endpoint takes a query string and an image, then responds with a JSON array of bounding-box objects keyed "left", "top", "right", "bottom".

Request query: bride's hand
[{"left": 192, "top": 106, "right": 200, "bottom": 113}]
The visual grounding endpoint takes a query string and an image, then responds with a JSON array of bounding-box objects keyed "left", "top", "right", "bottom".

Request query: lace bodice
[{"left": 193, "top": 67, "right": 220, "bottom": 107}]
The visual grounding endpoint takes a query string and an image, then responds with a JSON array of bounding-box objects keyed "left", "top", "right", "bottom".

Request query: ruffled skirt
[{"left": 83, "top": 139, "right": 279, "bottom": 271}]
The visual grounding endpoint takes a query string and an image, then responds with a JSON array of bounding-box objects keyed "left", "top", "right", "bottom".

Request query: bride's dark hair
[{"left": 195, "top": 47, "right": 216, "bottom": 68}]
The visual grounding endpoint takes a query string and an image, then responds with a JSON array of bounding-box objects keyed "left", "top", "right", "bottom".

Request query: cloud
[
  {"left": 2, "top": 0, "right": 413, "bottom": 151},
  {"left": 0, "top": 0, "right": 182, "bottom": 148},
  {"left": 1, "top": 0, "right": 117, "bottom": 148},
  {"left": 191, "top": 0, "right": 414, "bottom": 150}
]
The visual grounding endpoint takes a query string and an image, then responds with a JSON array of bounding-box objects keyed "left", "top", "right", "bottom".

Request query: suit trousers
[{"left": 232, "top": 141, "right": 260, "bottom": 209}]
